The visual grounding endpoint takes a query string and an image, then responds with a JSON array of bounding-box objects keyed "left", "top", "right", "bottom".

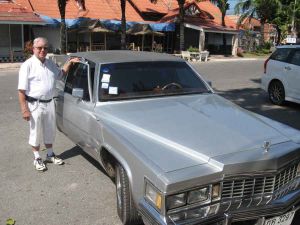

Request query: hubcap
[{"left": 270, "top": 84, "right": 283, "bottom": 103}]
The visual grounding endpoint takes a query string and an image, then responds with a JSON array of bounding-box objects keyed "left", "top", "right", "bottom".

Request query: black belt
[{"left": 25, "top": 95, "right": 52, "bottom": 103}]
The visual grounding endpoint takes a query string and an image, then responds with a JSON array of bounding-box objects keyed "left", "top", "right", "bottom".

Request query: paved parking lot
[{"left": 0, "top": 59, "right": 299, "bottom": 225}]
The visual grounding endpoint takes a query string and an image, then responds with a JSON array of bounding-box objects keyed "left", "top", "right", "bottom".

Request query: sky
[{"left": 227, "top": 0, "right": 238, "bottom": 15}]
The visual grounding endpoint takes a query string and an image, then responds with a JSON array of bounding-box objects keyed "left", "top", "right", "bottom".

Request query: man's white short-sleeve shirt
[{"left": 18, "top": 55, "right": 63, "bottom": 99}]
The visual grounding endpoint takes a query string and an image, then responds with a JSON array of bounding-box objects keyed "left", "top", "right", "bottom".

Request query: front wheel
[
  {"left": 268, "top": 81, "right": 285, "bottom": 105},
  {"left": 115, "top": 163, "right": 142, "bottom": 225}
]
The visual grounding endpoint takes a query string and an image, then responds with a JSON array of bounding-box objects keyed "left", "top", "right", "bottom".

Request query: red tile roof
[
  {"left": 160, "top": 0, "right": 237, "bottom": 31},
  {"left": 16, "top": 0, "right": 144, "bottom": 22},
  {"left": 2, "top": 0, "right": 238, "bottom": 32},
  {"left": 130, "top": 0, "right": 168, "bottom": 14},
  {"left": 0, "top": 0, "right": 44, "bottom": 23},
  {"left": 197, "top": 0, "right": 236, "bottom": 28}
]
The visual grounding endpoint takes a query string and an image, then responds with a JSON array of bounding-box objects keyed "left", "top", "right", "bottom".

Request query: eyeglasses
[{"left": 35, "top": 46, "right": 48, "bottom": 51}]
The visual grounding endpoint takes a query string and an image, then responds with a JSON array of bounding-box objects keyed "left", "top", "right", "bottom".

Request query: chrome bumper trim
[{"left": 139, "top": 189, "right": 300, "bottom": 225}]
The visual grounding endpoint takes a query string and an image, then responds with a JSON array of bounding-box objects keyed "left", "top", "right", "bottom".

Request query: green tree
[
  {"left": 57, "top": 0, "right": 68, "bottom": 54},
  {"left": 210, "top": 0, "right": 230, "bottom": 54},
  {"left": 120, "top": 0, "right": 126, "bottom": 50},
  {"left": 235, "top": 0, "right": 279, "bottom": 46},
  {"left": 57, "top": 0, "right": 85, "bottom": 54}
]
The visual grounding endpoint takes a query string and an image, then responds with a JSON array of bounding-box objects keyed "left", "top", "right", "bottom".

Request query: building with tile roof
[
  {"left": 1, "top": 0, "right": 239, "bottom": 61},
  {"left": 0, "top": 0, "right": 45, "bottom": 62}
]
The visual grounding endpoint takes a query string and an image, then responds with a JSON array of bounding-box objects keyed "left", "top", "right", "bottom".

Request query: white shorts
[{"left": 28, "top": 101, "right": 56, "bottom": 147}]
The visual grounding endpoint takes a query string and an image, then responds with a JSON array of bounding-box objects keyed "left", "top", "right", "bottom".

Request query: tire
[
  {"left": 268, "top": 81, "right": 285, "bottom": 105},
  {"left": 115, "top": 163, "right": 142, "bottom": 225}
]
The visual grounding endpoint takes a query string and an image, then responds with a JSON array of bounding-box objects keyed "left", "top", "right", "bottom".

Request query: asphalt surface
[{"left": 0, "top": 59, "right": 299, "bottom": 225}]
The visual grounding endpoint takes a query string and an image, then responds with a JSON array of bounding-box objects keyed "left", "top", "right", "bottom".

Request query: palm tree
[
  {"left": 57, "top": 0, "right": 68, "bottom": 54},
  {"left": 57, "top": 0, "right": 86, "bottom": 54},
  {"left": 235, "top": 0, "right": 279, "bottom": 46},
  {"left": 210, "top": 0, "right": 229, "bottom": 54},
  {"left": 120, "top": 0, "right": 126, "bottom": 50},
  {"left": 150, "top": 0, "right": 186, "bottom": 51}
]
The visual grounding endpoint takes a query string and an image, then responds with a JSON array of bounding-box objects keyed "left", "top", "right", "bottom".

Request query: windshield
[{"left": 98, "top": 61, "right": 210, "bottom": 101}]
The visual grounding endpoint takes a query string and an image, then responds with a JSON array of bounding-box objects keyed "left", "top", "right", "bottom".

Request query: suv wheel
[
  {"left": 115, "top": 163, "right": 141, "bottom": 225},
  {"left": 268, "top": 81, "right": 285, "bottom": 105}
]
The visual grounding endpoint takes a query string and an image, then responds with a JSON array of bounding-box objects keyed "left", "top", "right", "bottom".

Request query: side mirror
[{"left": 72, "top": 88, "right": 84, "bottom": 98}]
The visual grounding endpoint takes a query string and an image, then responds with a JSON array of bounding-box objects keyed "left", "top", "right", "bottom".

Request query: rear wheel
[
  {"left": 115, "top": 163, "right": 141, "bottom": 225},
  {"left": 268, "top": 81, "right": 285, "bottom": 105}
]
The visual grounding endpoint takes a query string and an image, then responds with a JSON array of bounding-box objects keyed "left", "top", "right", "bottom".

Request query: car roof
[
  {"left": 69, "top": 50, "right": 184, "bottom": 64},
  {"left": 276, "top": 45, "right": 300, "bottom": 49}
]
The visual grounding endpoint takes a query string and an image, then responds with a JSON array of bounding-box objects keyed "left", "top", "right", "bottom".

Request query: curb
[
  {"left": 207, "top": 57, "right": 265, "bottom": 62},
  {"left": 0, "top": 63, "right": 22, "bottom": 70}
]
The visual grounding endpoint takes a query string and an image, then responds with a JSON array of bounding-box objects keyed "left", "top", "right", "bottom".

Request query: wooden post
[
  {"left": 104, "top": 33, "right": 107, "bottom": 50},
  {"left": 89, "top": 32, "right": 92, "bottom": 51}
]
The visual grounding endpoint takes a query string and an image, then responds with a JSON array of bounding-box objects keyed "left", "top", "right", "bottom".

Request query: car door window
[
  {"left": 290, "top": 50, "right": 300, "bottom": 66},
  {"left": 64, "top": 63, "right": 91, "bottom": 101},
  {"left": 270, "top": 48, "right": 293, "bottom": 63}
]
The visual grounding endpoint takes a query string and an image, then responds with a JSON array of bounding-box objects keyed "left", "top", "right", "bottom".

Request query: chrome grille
[{"left": 222, "top": 163, "right": 298, "bottom": 199}]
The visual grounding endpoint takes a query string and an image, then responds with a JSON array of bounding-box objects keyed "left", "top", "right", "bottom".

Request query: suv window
[
  {"left": 270, "top": 48, "right": 293, "bottom": 62},
  {"left": 290, "top": 49, "right": 300, "bottom": 66},
  {"left": 65, "top": 63, "right": 91, "bottom": 101}
]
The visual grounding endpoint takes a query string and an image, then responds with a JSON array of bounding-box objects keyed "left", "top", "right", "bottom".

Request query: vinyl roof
[{"left": 70, "top": 50, "right": 184, "bottom": 64}]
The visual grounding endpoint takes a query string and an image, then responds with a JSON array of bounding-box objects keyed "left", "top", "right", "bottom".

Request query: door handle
[{"left": 91, "top": 113, "right": 100, "bottom": 121}]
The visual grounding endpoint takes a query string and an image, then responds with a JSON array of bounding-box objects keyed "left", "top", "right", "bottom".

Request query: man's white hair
[{"left": 33, "top": 37, "right": 48, "bottom": 47}]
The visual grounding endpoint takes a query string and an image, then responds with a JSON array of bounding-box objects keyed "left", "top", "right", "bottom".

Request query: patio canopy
[
  {"left": 126, "top": 24, "right": 165, "bottom": 51},
  {"left": 126, "top": 23, "right": 165, "bottom": 36}
]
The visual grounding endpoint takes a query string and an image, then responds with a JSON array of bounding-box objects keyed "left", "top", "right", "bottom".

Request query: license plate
[{"left": 264, "top": 210, "right": 296, "bottom": 225}]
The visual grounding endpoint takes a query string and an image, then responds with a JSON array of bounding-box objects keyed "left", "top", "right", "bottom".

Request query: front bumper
[{"left": 139, "top": 188, "right": 300, "bottom": 225}]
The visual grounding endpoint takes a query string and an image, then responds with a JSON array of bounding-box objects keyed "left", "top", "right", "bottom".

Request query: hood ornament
[{"left": 263, "top": 141, "right": 271, "bottom": 152}]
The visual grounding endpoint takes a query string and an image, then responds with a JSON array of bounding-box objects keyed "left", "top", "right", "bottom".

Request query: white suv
[{"left": 261, "top": 45, "right": 300, "bottom": 105}]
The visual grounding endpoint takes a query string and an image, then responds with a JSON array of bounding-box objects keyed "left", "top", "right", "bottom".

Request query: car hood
[{"left": 96, "top": 94, "right": 297, "bottom": 173}]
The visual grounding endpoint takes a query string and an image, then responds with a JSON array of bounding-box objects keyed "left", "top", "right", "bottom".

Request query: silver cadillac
[{"left": 55, "top": 51, "right": 300, "bottom": 225}]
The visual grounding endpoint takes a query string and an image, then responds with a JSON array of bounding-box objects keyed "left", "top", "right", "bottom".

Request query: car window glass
[
  {"left": 65, "top": 63, "right": 91, "bottom": 101},
  {"left": 65, "top": 63, "right": 80, "bottom": 94},
  {"left": 290, "top": 50, "right": 300, "bottom": 66},
  {"left": 98, "top": 61, "right": 210, "bottom": 101},
  {"left": 270, "top": 48, "right": 293, "bottom": 62}
]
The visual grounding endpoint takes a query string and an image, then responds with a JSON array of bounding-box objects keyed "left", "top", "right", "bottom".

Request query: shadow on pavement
[
  {"left": 60, "top": 145, "right": 107, "bottom": 175},
  {"left": 215, "top": 87, "right": 300, "bottom": 130}
]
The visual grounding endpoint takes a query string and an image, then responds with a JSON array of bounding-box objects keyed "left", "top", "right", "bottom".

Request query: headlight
[
  {"left": 145, "top": 180, "right": 162, "bottom": 211},
  {"left": 187, "top": 187, "right": 209, "bottom": 204},
  {"left": 167, "top": 193, "right": 187, "bottom": 209}
]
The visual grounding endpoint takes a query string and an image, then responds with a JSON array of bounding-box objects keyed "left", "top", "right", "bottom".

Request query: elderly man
[{"left": 18, "top": 37, "right": 80, "bottom": 171}]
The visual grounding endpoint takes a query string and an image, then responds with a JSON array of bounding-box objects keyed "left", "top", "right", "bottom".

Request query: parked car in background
[
  {"left": 55, "top": 51, "right": 300, "bottom": 225},
  {"left": 261, "top": 45, "right": 300, "bottom": 105}
]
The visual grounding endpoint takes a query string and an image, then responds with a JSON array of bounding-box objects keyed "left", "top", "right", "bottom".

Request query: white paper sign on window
[
  {"left": 101, "top": 74, "right": 111, "bottom": 83},
  {"left": 109, "top": 86, "right": 118, "bottom": 95}
]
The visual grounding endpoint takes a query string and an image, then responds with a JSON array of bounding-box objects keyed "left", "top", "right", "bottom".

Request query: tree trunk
[
  {"left": 120, "top": 0, "right": 126, "bottom": 50},
  {"left": 221, "top": 12, "right": 227, "bottom": 54},
  {"left": 260, "top": 22, "right": 265, "bottom": 46},
  {"left": 60, "top": 19, "right": 66, "bottom": 54},
  {"left": 275, "top": 25, "right": 281, "bottom": 46},
  {"left": 178, "top": 0, "right": 185, "bottom": 51},
  {"left": 58, "top": 0, "right": 67, "bottom": 54}
]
